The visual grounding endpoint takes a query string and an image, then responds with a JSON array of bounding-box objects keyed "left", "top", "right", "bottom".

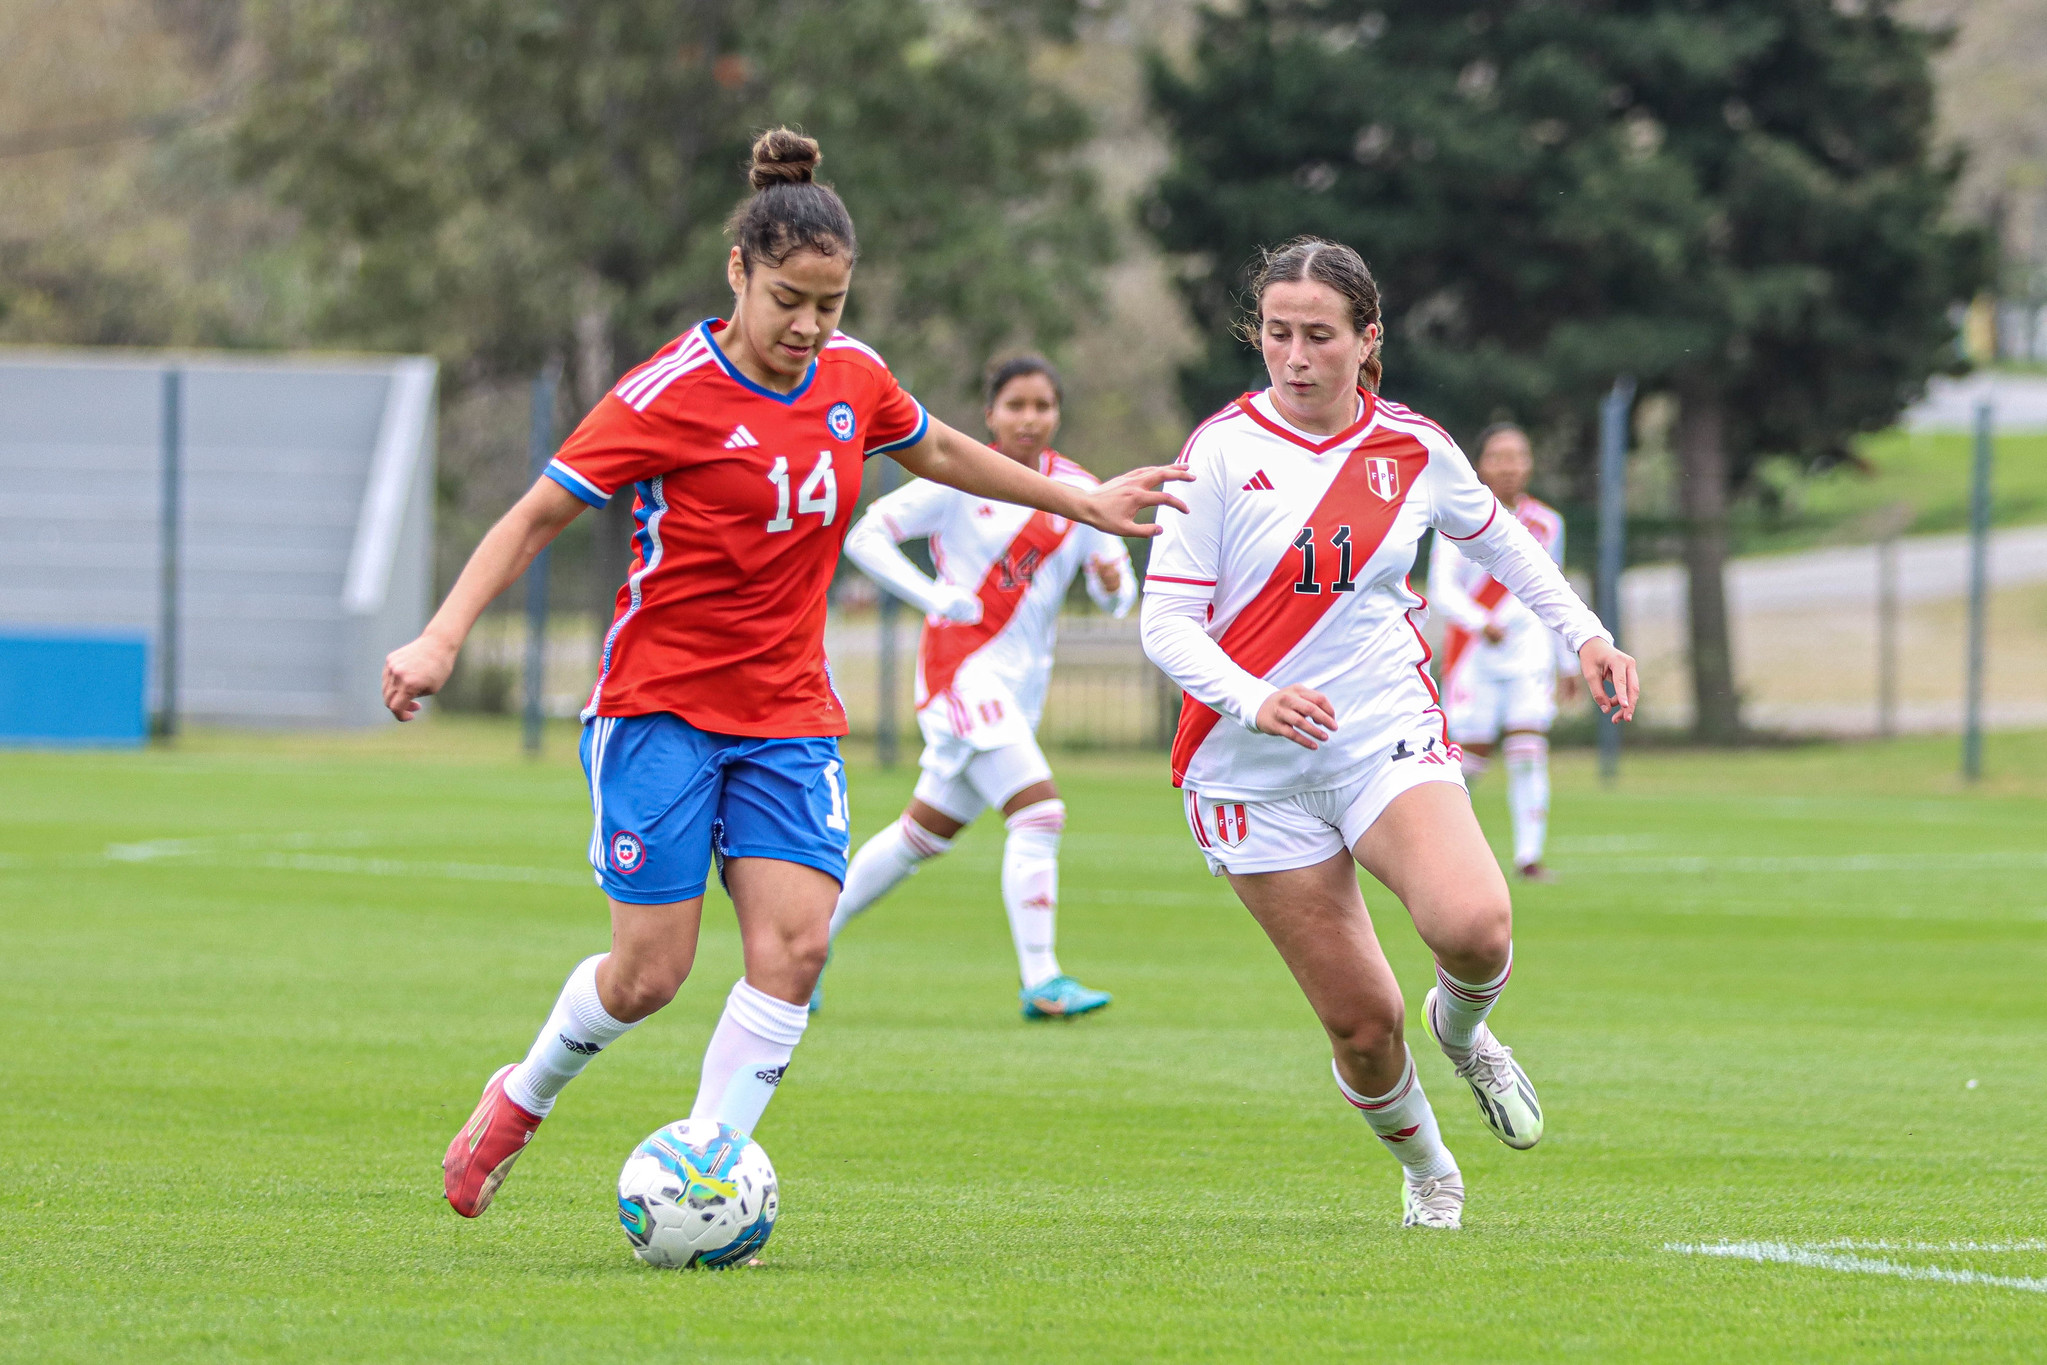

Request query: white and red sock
[
  {"left": 1001, "top": 799, "right": 1066, "bottom": 990},
  {"left": 1333, "top": 1051, "right": 1457, "bottom": 1181},
  {"left": 689, "top": 978, "right": 810, "bottom": 1136},
  {"left": 503, "top": 954, "right": 638, "bottom": 1117},
  {"left": 828, "top": 815, "right": 953, "bottom": 941},
  {"left": 1502, "top": 732, "right": 1550, "bottom": 868},
  {"left": 1432, "top": 948, "right": 1513, "bottom": 1063},
  {"left": 1460, "top": 747, "right": 1491, "bottom": 783}
]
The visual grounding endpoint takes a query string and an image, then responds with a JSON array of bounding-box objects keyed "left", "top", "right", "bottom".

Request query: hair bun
[{"left": 748, "top": 128, "right": 821, "bottom": 190}]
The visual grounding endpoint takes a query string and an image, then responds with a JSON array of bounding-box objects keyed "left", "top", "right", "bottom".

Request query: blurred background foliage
[
  {"left": 2, "top": 0, "right": 2042, "bottom": 735},
  {"left": 1146, "top": 0, "right": 1995, "bottom": 736}
]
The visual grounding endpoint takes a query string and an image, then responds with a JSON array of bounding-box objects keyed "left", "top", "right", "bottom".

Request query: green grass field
[{"left": 3, "top": 722, "right": 2045, "bottom": 1361}]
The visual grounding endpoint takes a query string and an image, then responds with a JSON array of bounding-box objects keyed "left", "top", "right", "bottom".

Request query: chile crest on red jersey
[
  {"left": 545, "top": 320, "right": 930, "bottom": 738},
  {"left": 827, "top": 401, "right": 856, "bottom": 443}
]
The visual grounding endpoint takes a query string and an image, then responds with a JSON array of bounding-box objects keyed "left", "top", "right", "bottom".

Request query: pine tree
[{"left": 1148, "top": 0, "right": 1989, "bottom": 739}]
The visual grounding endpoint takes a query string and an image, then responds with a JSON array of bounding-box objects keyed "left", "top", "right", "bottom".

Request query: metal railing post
[
  {"left": 875, "top": 457, "right": 900, "bottom": 768},
  {"left": 1962, "top": 400, "right": 1993, "bottom": 780},
  {"left": 1595, "top": 375, "right": 1634, "bottom": 781},
  {"left": 155, "top": 368, "right": 183, "bottom": 741},
  {"left": 522, "top": 360, "right": 561, "bottom": 756}
]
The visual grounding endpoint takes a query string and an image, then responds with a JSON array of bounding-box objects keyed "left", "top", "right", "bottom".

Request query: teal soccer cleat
[
  {"left": 1020, "top": 975, "right": 1112, "bottom": 1020},
  {"left": 807, "top": 950, "right": 829, "bottom": 1015}
]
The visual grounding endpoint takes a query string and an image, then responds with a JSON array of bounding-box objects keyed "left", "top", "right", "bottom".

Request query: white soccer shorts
[
  {"left": 912, "top": 729, "right": 1055, "bottom": 824},
  {"left": 1181, "top": 727, "right": 1468, "bottom": 877},
  {"left": 1445, "top": 668, "right": 1557, "bottom": 745}
]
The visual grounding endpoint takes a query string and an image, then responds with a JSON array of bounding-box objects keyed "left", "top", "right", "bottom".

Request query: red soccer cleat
[{"left": 443, "top": 1064, "right": 544, "bottom": 1218}]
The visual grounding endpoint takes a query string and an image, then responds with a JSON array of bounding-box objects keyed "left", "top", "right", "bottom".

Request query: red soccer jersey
[{"left": 546, "top": 319, "right": 929, "bottom": 736}]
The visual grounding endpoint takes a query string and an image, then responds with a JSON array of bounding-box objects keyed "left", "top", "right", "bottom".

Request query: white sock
[
  {"left": 503, "top": 954, "right": 638, "bottom": 1117},
  {"left": 1460, "top": 747, "right": 1491, "bottom": 783},
  {"left": 1503, "top": 732, "right": 1549, "bottom": 868},
  {"left": 1002, "top": 799, "right": 1065, "bottom": 990},
  {"left": 829, "top": 815, "right": 952, "bottom": 940},
  {"left": 688, "top": 978, "right": 810, "bottom": 1136},
  {"left": 1333, "top": 1051, "right": 1458, "bottom": 1181},
  {"left": 1431, "top": 947, "right": 1513, "bottom": 1062}
]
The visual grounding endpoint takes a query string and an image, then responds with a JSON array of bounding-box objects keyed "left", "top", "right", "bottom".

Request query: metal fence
[
  {"left": 458, "top": 606, "right": 1179, "bottom": 750},
  {"left": 461, "top": 526, "right": 2047, "bottom": 747},
  {"left": 823, "top": 609, "right": 1176, "bottom": 751}
]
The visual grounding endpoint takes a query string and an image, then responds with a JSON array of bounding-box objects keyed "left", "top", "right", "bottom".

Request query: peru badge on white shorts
[{"left": 1187, "top": 793, "right": 1251, "bottom": 850}]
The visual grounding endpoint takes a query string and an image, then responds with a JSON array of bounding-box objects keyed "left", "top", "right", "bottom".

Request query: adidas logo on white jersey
[
  {"left": 1241, "top": 469, "right": 1275, "bottom": 492},
  {"left": 724, "top": 425, "right": 759, "bottom": 450}
]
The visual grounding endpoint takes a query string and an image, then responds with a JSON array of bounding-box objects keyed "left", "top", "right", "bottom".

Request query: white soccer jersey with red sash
[
  {"left": 1430, "top": 497, "right": 1570, "bottom": 685},
  {"left": 868, "top": 453, "right": 1133, "bottom": 744},
  {"left": 1143, "top": 389, "right": 1607, "bottom": 800}
]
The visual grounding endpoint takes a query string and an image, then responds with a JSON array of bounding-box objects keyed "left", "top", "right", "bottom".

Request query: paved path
[
  {"left": 1905, "top": 373, "right": 2047, "bottom": 432},
  {"left": 1621, "top": 524, "right": 2047, "bottom": 618}
]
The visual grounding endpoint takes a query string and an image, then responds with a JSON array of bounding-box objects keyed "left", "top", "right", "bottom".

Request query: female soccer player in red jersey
[
  {"left": 382, "top": 129, "right": 1188, "bottom": 1219},
  {"left": 1140, "top": 238, "right": 1637, "bottom": 1229}
]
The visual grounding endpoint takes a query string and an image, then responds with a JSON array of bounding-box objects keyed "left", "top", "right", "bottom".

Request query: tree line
[{"left": 5, "top": 0, "right": 1989, "bottom": 740}]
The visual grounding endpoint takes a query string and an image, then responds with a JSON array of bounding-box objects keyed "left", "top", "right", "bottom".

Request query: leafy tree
[
  {"left": 1148, "top": 0, "right": 1989, "bottom": 740},
  {"left": 236, "top": 0, "right": 1112, "bottom": 615}
]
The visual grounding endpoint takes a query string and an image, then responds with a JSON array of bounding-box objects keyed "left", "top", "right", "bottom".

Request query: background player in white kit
[
  {"left": 1142, "top": 239, "right": 1638, "bottom": 1229},
  {"left": 825, "top": 356, "right": 1135, "bottom": 1019},
  {"left": 1428, "top": 423, "right": 1580, "bottom": 881}
]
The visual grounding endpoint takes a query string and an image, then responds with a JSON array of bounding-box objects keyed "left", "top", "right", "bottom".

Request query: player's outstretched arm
[
  {"left": 1579, "top": 638, "right": 1639, "bottom": 724},
  {"left": 381, "top": 478, "right": 587, "bottom": 721},
  {"left": 843, "top": 507, "right": 981, "bottom": 624},
  {"left": 893, "top": 419, "right": 1190, "bottom": 538}
]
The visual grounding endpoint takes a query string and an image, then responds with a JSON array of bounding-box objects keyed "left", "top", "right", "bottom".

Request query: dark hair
[
  {"left": 1236, "top": 236, "right": 1384, "bottom": 392},
  {"left": 1473, "top": 422, "right": 1529, "bottom": 460},
  {"left": 725, "top": 128, "right": 858, "bottom": 271},
  {"left": 983, "top": 354, "right": 1063, "bottom": 408}
]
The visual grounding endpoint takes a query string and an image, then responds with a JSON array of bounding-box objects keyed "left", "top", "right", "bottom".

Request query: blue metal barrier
[{"left": 0, "top": 633, "right": 149, "bottom": 746}]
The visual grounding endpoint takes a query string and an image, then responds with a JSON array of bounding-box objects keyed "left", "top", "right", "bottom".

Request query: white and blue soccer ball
[{"left": 617, "top": 1119, "right": 778, "bottom": 1269}]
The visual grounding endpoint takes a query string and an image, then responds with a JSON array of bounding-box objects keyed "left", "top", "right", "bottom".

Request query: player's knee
[
  {"left": 605, "top": 961, "right": 688, "bottom": 1022},
  {"left": 1328, "top": 998, "right": 1406, "bottom": 1072},
  {"left": 778, "top": 919, "right": 832, "bottom": 984},
  {"left": 1004, "top": 797, "right": 1066, "bottom": 838},
  {"left": 1437, "top": 893, "right": 1513, "bottom": 974}
]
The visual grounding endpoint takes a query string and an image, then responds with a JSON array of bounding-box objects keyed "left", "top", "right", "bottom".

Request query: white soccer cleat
[
  {"left": 1425, "top": 987, "right": 1545, "bottom": 1151},
  {"left": 1401, "top": 1172, "right": 1464, "bottom": 1229}
]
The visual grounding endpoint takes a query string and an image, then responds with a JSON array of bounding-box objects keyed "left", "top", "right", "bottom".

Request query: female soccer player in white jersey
[
  {"left": 1429, "top": 422, "right": 1580, "bottom": 881},
  {"left": 1140, "top": 238, "right": 1638, "bottom": 1229},
  {"left": 379, "top": 129, "right": 1188, "bottom": 1220},
  {"left": 824, "top": 356, "right": 1135, "bottom": 1019}
]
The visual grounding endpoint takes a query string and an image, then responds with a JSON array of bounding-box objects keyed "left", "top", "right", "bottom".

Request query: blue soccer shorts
[{"left": 579, "top": 712, "right": 852, "bottom": 905}]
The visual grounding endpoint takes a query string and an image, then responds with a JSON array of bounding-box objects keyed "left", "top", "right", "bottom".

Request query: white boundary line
[
  {"left": 92, "top": 833, "right": 589, "bottom": 888},
  {"left": 242, "top": 852, "right": 589, "bottom": 887},
  {"left": 1803, "top": 1239, "right": 2047, "bottom": 1253},
  {"left": 1570, "top": 851, "right": 2047, "bottom": 875},
  {"left": 105, "top": 832, "right": 384, "bottom": 862},
  {"left": 1667, "top": 1241, "right": 2047, "bottom": 1294}
]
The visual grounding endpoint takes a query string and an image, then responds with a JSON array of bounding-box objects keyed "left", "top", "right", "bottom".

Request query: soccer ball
[{"left": 617, "top": 1119, "right": 778, "bottom": 1269}]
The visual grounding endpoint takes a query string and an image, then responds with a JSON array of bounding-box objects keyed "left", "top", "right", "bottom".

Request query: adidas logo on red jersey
[
  {"left": 1241, "top": 470, "right": 1275, "bottom": 492},
  {"left": 723, "top": 425, "right": 759, "bottom": 450}
]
